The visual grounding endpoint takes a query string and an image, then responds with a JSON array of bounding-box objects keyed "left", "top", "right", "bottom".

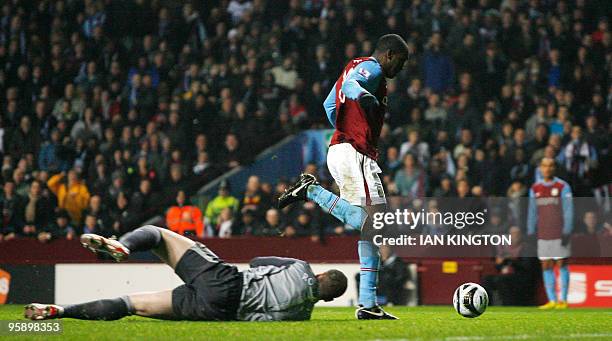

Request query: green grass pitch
[{"left": 1, "top": 305, "right": 611, "bottom": 340}]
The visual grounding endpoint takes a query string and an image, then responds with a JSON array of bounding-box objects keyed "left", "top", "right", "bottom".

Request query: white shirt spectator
[{"left": 227, "top": 0, "right": 253, "bottom": 24}]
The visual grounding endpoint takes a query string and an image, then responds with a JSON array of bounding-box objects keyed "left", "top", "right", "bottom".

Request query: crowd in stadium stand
[{"left": 0, "top": 0, "right": 611, "bottom": 242}]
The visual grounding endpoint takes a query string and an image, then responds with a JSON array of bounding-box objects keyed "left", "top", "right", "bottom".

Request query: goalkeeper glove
[{"left": 358, "top": 93, "right": 379, "bottom": 111}]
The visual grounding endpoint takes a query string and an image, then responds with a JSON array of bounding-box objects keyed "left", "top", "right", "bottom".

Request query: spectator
[
  {"left": 52, "top": 84, "right": 84, "bottom": 121},
  {"left": 381, "top": 146, "right": 401, "bottom": 175},
  {"left": 424, "top": 93, "right": 447, "bottom": 122},
  {"left": 39, "top": 210, "right": 75, "bottom": 242},
  {"left": 581, "top": 211, "right": 601, "bottom": 235},
  {"left": 377, "top": 246, "right": 411, "bottom": 306},
  {"left": 82, "top": 212, "right": 112, "bottom": 237},
  {"left": 399, "top": 130, "right": 430, "bottom": 166},
  {"left": 193, "top": 152, "right": 212, "bottom": 176},
  {"left": 483, "top": 227, "right": 538, "bottom": 306},
  {"left": 38, "top": 129, "right": 63, "bottom": 172},
  {"left": 422, "top": 32, "right": 455, "bottom": 93},
  {"left": 10, "top": 116, "right": 39, "bottom": 159},
  {"left": 227, "top": 0, "right": 253, "bottom": 24},
  {"left": 422, "top": 200, "right": 451, "bottom": 235},
  {"left": 205, "top": 180, "right": 239, "bottom": 228},
  {"left": 255, "top": 208, "right": 284, "bottom": 236},
  {"left": 108, "top": 192, "right": 132, "bottom": 235},
  {"left": 393, "top": 154, "right": 426, "bottom": 199},
  {"left": 129, "top": 179, "right": 157, "bottom": 223},
  {"left": 453, "top": 129, "right": 474, "bottom": 160},
  {"left": 240, "top": 176, "right": 270, "bottom": 218},
  {"left": 216, "top": 207, "right": 234, "bottom": 238},
  {"left": 0, "top": 181, "right": 24, "bottom": 241},
  {"left": 166, "top": 190, "right": 204, "bottom": 238},
  {"left": 509, "top": 149, "right": 530, "bottom": 184},
  {"left": 107, "top": 171, "right": 128, "bottom": 209},
  {"left": 525, "top": 106, "right": 549, "bottom": 139},
  {"left": 221, "top": 133, "right": 246, "bottom": 169},
  {"left": 89, "top": 162, "right": 111, "bottom": 197},
  {"left": 23, "top": 180, "right": 54, "bottom": 238},
  {"left": 559, "top": 126, "right": 598, "bottom": 195},
  {"left": 70, "top": 107, "right": 102, "bottom": 142},
  {"left": 285, "top": 210, "right": 320, "bottom": 240},
  {"left": 271, "top": 57, "right": 299, "bottom": 91},
  {"left": 83, "top": 195, "right": 110, "bottom": 232},
  {"left": 233, "top": 209, "right": 260, "bottom": 235},
  {"left": 13, "top": 168, "right": 29, "bottom": 197},
  {"left": 47, "top": 170, "right": 91, "bottom": 224},
  {"left": 163, "top": 164, "right": 185, "bottom": 200}
]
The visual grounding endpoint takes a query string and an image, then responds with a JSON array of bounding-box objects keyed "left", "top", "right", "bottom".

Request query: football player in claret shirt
[
  {"left": 278, "top": 34, "right": 409, "bottom": 320},
  {"left": 528, "top": 157, "right": 574, "bottom": 309}
]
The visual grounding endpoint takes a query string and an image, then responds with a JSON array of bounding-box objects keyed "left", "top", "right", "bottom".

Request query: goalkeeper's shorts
[{"left": 172, "top": 243, "right": 243, "bottom": 320}]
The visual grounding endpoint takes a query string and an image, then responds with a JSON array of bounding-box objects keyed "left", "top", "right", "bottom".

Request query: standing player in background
[
  {"left": 528, "top": 158, "right": 574, "bottom": 309},
  {"left": 278, "top": 34, "right": 409, "bottom": 320}
]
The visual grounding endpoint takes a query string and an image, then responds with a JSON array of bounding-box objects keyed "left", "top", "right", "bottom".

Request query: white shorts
[
  {"left": 537, "top": 238, "right": 570, "bottom": 260},
  {"left": 327, "top": 143, "right": 386, "bottom": 206}
]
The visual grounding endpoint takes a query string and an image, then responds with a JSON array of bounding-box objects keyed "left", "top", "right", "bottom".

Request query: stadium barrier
[
  {"left": 1, "top": 236, "right": 611, "bottom": 306},
  {"left": 54, "top": 263, "right": 360, "bottom": 307}
]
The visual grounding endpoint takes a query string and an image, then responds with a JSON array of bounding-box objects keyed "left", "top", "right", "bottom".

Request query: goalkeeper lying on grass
[{"left": 25, "top": 225, "right": 347, "bottom": 321}]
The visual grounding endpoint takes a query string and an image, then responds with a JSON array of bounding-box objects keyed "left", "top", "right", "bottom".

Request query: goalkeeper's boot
[
  {"left": 277, "top": 173, "right": 318, "bottom": 209},
  {"left": 555, "top": 301, "right": 569, "bottom": 309},
  {"left": 24, "top": 303, "right": 63, "bottom": 320},
  {"left": 81, "top": 234, "right": 130, "bottom": 262},
  {"left": 538, "top": 301, "right": 557, "bottom": 309},
  {"left": 355, "top": 305, "right": 399, "bottom": 320}
]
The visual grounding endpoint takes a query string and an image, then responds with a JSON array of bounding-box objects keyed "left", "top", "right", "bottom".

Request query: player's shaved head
[
  {"left": 317, "top": 269, "right": 348, "bottom": 302},
  {"left": 374, "top": 34, "right": 409, "bottom": 78},
  {"left": 374, "top": 34, "right": 409, "bottom": 55}
]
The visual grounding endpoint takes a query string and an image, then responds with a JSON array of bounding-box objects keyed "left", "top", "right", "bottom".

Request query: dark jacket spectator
[
  {"left": 40, "top": 210, "right": 76, "bottom": 241},
  {"left": 254, "top": 208, "right": 284, "bottom": 236},
  {"left": 378, "top": 246, "right": 411, "bottom": 306},
  {"left": 10, "top": 117, "right": 40, "bottom": 159},
  {"left": 422, "top": 33, "right": 455, "bottom": 93},
  {"left": 23, "top": 180, "right": 54, "bottom": 236},
  {"left": 0, "top": 181, "right": 25, "bottom": 238}
]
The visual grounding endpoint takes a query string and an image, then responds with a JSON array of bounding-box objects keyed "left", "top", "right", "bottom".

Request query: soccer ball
[{"left": 453, "top": 282, "right": 489, "bottom": 318}]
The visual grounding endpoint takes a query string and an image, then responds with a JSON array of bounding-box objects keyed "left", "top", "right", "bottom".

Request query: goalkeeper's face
[{"left": 316, "top": 270, "right": 348, "bottom": 302}]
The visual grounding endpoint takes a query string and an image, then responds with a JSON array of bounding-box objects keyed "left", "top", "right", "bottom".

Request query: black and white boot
[
  {"left": 355, "top": 305, "right": 399, "bottom": 320},
  {"left": 277, "top": 173, "right": 318, "bottom": 209}
]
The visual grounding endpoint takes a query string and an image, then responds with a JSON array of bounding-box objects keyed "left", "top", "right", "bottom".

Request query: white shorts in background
[
  {"left": 327, "top": 143, "right": 386, "bottom": 206},
  {"left": 537, "top": 238, "right": 571, "bottom": 260}
]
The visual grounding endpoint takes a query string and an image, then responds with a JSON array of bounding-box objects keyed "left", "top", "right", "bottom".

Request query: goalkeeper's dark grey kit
[{"left": 172, "top": 243, "right": 319, "bottom": 321}]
